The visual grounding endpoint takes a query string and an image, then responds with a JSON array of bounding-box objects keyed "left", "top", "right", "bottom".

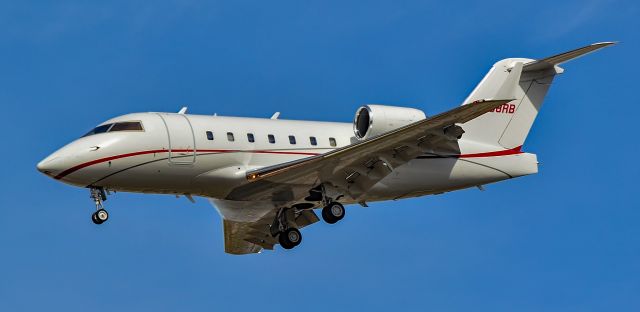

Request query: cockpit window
[
  {"left": 83, "top": 124, "right": 113, "bottom": 137},
  {"left": 110, "top": 121, "right": 144, "bottom": 132},
  {"left": 82, "top": 121, "right": 144, "bottom": 137}
]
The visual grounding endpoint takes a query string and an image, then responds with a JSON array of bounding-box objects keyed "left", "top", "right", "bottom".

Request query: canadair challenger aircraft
[{"left": 37, "top": 42, "right": 613, "bottom": 254}]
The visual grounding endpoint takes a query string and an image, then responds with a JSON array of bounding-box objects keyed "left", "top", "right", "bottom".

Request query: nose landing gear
[
  {"left": 91, "top": 209, "right": 109, "bottom": 224},
  {"left": 90, "top": 187, "right": 109, "bottom": 225}
]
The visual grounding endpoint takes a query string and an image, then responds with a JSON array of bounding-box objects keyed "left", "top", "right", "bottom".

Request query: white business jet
[{"left": 37, "top": 42, "right": 613, "bottom": 254}]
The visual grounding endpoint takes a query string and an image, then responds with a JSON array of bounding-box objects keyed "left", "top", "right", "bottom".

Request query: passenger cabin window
[
  {"left": 110, "top": 121, "right": 143, "bottom": 132},
  {"left": 289, "top": 135, "right": 296, "bottom": 145},
  {"left": 227, "top": 132, "right": 235, "bottom": 142},
  {"left": 268, "top": 134, "right": 275, "bottom": 144},
  {"left": 206, "top": 131, "right": 214, "bottom": 140},
  {"left": 247, "top": 133, "right": 255, "bottom": 143},
  {"left": 329, "top": 137, "right": 337, "bottom": 147},
  {"left": 309, "top": 136, "right": 317, "bottom": 146}
]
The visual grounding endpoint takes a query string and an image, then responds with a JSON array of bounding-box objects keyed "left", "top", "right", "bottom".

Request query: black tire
[
  {"left": 96, "top": 209, "right": 109, "bottom": 222},
  {"left": 322, "top": 202, "right": 345, "bottom": 224},
  {"left": 321, "top": 208, "right": 336, "bottom": 224},
  {"left": 91, "top": 212, "right": 103, "bottom": 225},
  {"left": 286, "top": 228, "right": 302, "bottom": 247},
  {"left": 279, "top": 232, "right": 292, "bottom": 249},
  {"left": 279, "top": 228, "right": 302, "bottom": 249}
]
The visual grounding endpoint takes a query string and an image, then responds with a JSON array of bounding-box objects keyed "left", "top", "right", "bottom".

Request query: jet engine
[{"left": 353, "top": 105, "right": 426, "bottom": 140}]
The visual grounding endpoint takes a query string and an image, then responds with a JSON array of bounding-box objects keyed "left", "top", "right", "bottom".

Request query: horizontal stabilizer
[{"left": 523, "top": 42, "right": 616, "bottom": 72}]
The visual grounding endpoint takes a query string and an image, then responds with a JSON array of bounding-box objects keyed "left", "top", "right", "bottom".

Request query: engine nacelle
[{"left": 353, "top": 105, "right": 426, "bottom": 140}]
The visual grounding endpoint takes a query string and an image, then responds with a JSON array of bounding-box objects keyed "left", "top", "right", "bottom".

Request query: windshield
[
  {"left": 83, "top": 124, "right": 113, "bottom": 137},
  {"left": 82, "top": 121, "right": 144, "bottom": 137},
  {"left": 110, "top": 121, "right": 143, "bottom": 131}
]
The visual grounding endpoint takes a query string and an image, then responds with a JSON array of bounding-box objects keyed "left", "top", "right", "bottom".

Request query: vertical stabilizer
[{"left": 460, "top": 42, "right": 614, "bottom": 149}]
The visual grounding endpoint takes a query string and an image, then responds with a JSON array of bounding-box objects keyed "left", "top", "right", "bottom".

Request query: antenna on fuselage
[
  {"left": 271, "top": 112, "right": 280, "bottom": 119},
  {"left": 177, "top": 107, "right": 188, "bottom": 114}
]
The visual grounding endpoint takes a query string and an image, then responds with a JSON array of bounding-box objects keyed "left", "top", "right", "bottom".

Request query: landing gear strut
[
  {"left": 272, "top": 208, "right": 303, "bottom": 250},
  {"left": 90, "top": 187, "right": 109, "bottom": 225},
  {"left": 311, "top": 184, "right": 346, "bottom": 224}
]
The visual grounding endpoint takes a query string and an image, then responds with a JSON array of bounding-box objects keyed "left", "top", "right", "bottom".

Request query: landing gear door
[{"left": 157, "top": 113, "right": 196, "bottom": 164}]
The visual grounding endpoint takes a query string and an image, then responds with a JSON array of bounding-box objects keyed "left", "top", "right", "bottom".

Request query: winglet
[
  {"left": 523, "top": 41, "right": 616, "bottom": 72},
  {"left": 492, "top": 61, "right": 523, "bottom": 101}
]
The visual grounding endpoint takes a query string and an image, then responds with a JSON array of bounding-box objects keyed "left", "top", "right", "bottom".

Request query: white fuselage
[{"left": 37, "top": 112, "right": 538, "bottom": 205}]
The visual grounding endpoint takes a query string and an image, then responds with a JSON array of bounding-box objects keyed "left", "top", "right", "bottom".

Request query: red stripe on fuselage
[
  {"left": 53, "top": 146, "right": 523, "bottom": 180},
  {"left": 54, "top": 149, "right": 165, "bottom": 180},
  {"left": 53, "top": 149, "right": 321, "bottom": 180},
  {"left": 457, "top": 146, "right": 522, "bottom": 158}
]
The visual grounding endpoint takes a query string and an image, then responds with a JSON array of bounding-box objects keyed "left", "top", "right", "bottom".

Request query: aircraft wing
[
  {"left": 213, "top": 199, "right": 320, "bottom": 254},
  {"left": 216, "top": 62, "right": 522, "bottom": 254},
  {"left": 222, "top": 219, "right": 265, "bottom": 254},
  {"left": 220, "top": 96, "right": 514, "bottom": 254},
  {"left": 226, "top": 98, "right": 513, "bottom": 203},
  {"left": 225, "top": 63, "right": 524, "bottom": 204},
  {"left": 227, "top": 63, "right": 523, "bottom": 204}
]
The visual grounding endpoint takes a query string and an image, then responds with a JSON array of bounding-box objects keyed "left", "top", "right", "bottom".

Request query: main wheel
[
  {"left": 279, "top": 228, "right": 302, "bottom": 249},
  {"left": 322, "top": 202, "right": 345, "bottom": 224}
]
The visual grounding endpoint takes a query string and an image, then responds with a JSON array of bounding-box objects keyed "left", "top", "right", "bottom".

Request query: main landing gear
[
  {"left": 321, "top": 202, "right": 345, "bottom": 224},
  {"left": 273, "top": 201, "right": 345, "bottom": 251},
  {"left": 310, "top": 185, "right": 346, "bottom": 224},
  {"left": 272, "top": 208, "right": 303, "bottom": 250},
  {"left": 90, "top": 187, "right": 109, "bottom": 225},
  {"left": 279, "top": 228, "right": 302, "bottom": 249}
]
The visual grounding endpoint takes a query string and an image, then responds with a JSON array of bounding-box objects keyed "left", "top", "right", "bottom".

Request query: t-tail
[{"left": 461, "top": 42, "right": 615, "bottom": 149}]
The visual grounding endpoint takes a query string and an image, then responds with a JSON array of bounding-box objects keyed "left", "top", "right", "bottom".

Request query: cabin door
[{"left": 157, "top": 113, "right": 196, "bottom": 164}]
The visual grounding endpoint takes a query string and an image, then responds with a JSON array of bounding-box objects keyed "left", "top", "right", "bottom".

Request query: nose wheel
[
  {"left": 92, "top": 209, "right": 109, "bottom": 224},
  {"left": 89, "top": 187, "right": 110, "bottom": 225}
]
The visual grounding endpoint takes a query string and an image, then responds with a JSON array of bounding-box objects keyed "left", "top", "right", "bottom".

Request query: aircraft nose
[{"left": 36, "top": 154, "right": 67, "bottom": 178}]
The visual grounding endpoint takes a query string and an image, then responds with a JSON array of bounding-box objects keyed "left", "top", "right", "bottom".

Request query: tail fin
[{"left": 461, "top": 42, "right": 615, "bottom": 149}]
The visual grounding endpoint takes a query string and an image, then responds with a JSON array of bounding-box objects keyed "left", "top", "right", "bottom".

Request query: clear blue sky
[{"left": 1, "top": 1, "right": 638, "bottom": 311}]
